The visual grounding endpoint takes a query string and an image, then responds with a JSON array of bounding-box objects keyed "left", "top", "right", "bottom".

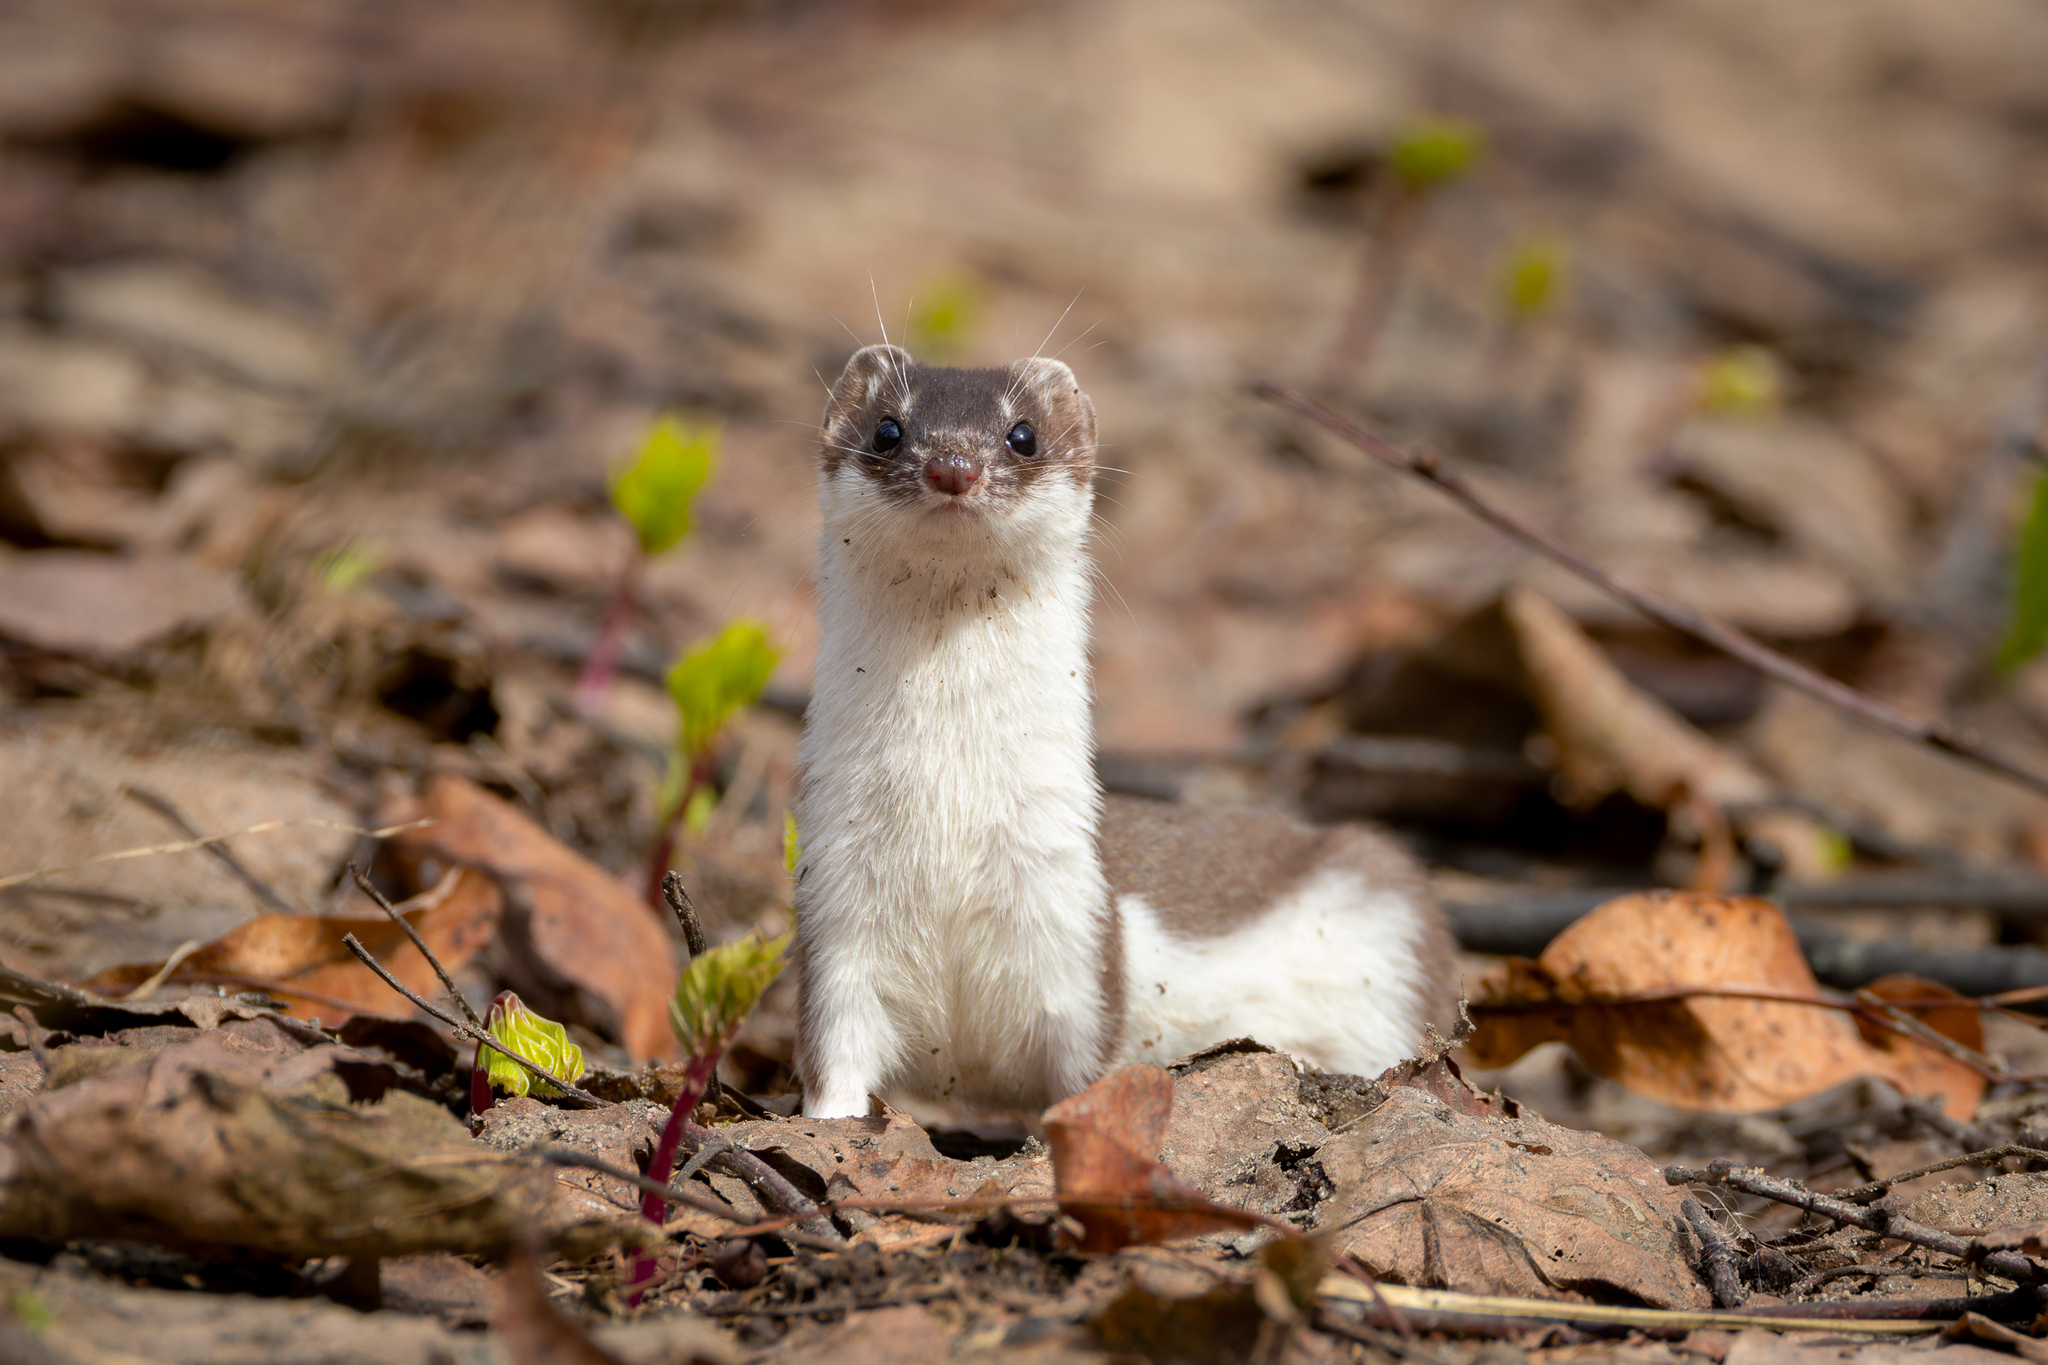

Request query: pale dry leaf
[{"left": 1467, "top": 891, "right": 1985, "bottom": 1118}]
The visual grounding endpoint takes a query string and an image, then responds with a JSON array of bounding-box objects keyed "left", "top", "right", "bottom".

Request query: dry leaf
[
  {"left": 1320, "top": 1085, "right": 1711, "bottom": 1308},
  {"left": 0, "top": 1032, "right": 635, "bottom": 1260},
  {"left": 1467, "top": 891, "right": 1985, "bottom": 1118},
  {"left": 1503, "top": 586, "right": 1832, "bottom": 882},
  {"left": 383, "top": 775, "right": 677, "bottom": 1061},
  {"left": 1043, "top": 1063, "right": 1265, "bottom": 1253},
  {"left": 82, "top": 866, "right": 501, "bottom": 1025}
]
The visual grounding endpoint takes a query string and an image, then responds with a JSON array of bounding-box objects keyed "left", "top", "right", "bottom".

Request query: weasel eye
[
  {"left": 871, "top": 418, "right": 902, "bottom": 454},
  {"left": 1005, "top": 422, "right": 1037, "bottom": 458}
]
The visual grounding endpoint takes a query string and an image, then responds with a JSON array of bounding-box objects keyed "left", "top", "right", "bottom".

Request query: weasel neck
[{"left": 805, "top": 524, "right": 1100, "bottom": 812}]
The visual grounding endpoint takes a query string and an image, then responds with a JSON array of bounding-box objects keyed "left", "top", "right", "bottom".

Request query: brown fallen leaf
[
  {"left": 1503, "top": 586, "right": 1831, "bottom": 885},
  {"left": 1320, "top": 1084, "right": 1711, "bottom": 1308},
  {"left": 0, "top": 551, "right": 247, "bottom": 658},
  {"left": 1466, "top": 891, "right": 1986, "bottom": 1118},
  {"left": 81, "top": 865, "right": 501, "bottom": 1025},
  {"left": 1043, "top": 1063, "right": 1267, "bottom": 1253},
  {"left": 0, "top": 1032, "right": 640, "bottom": 1260},
  {"left": 383, "top": 775, "right": 677, "bottom": 1061}
]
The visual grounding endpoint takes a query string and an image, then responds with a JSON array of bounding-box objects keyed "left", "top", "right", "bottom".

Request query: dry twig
[
  {"left": 1255, "top": 382, "right": 2048, "bottom": 805},
  {"left": 348, "top": 863, "right": 488, "bottom": 1030},
  {"left": 339, "top": 932, "right": 607, "bottom": 1106},
  {"left": 1667, "top": 1158, "right": 2048, "bottom": 1283},
  {"left": 1682, "top": 1198, "right": 1747, "bottom": 1307},
  {"left": 1832, "top": 1144, "right": 2048, "bottom": 1205}
]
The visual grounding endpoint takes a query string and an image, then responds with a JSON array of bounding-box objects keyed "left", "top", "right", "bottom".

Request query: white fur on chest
[
  {"left": 1117, "top": 870, "right": 1433, "bottom": 1076},
  {"left": 796, "top": 469, "right": 1112, "bottom": 1115}
]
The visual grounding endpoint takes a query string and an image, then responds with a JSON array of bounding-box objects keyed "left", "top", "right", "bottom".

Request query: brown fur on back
[{"left": 1097, "top": 794, "right": 1461, "bottom": 1036}]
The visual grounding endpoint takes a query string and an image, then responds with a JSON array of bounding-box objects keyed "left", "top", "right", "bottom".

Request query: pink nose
[{"left": 924, "top": 455, "right": 982, "bottom": 496}]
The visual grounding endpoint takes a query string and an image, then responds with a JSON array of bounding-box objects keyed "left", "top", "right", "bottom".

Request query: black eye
[
  {"left": 1005, "top": 422, "right": 1037, "bottom": 458},
  {"left": 871, "top": 418, "right": 902, "bottom": 454}
]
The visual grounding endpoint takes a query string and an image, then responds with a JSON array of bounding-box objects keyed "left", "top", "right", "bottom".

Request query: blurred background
[{"left": 5, "top": 0, "right": 2048, "bottom": 1108}]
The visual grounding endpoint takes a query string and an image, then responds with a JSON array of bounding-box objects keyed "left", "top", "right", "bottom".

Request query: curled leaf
[
  {"left": 669, "top": 930, "right": 792, "bottom": 1055},
  {"left": 480, "top": 991, "right": 585, "bottom": 1099},
  {"left": 611, "top": 415, "right": 718, "bottom": 557}
]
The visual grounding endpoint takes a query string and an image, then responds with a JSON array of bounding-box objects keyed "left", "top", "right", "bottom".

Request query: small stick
[
  {"left": 127, "top": 787, "right": 296, "bottom": 914},
  {"left": 1255, "top": 382, "right": 2048, "bottom": 806},
  {"left": 1681, "top": 1197, "right": 1747, "bottom": 1307},
  {"left": 1831, "top": 1145, "right": 2048, "bottom": 1205},
  {"left": 1667, "top": 1158, "right": 2048, "bottom": 1283},
  {"left": 535, "top": 1147, "right": 839, "bottom": 1249},
  {"left": 1859, "top": 995, "right": 2008, "bottom": 1079},
  {"left": 347, "top": 864, "right": 488, "bottom": 1031},
  {"left": 663, "top": 871, "right": 708, "bottom": 958},
  {"left": 340, "top": 933, "right": 607, "bottom": 1108}
]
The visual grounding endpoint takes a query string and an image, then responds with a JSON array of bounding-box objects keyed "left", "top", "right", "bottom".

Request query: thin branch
[
  {"left": 348, "top": 863, "right": 487, "bottom": 1031},
  {"left": 1832, "top": 1144, "right": 2048, "bottom": 1205},
  {"left": 663, "top": 871, "right": 708, "bottom": 958},
  {"left": 1255, "top": 381, "right": 2048, "bottom": 805},
  {"left": 534, "top": 1147, "right": 839, "bottom": 1250},
  {"left": 1667, "top": 1158, "right": 2048, "bottom": 1283},
  {"left": 340, "top": 933, "right": 607, "bottom": 1108},
  {"left": 127, "top": 787, "right": 295, "bottom": 914},
  {"left": 0, "top": 817, "right": 432, "bottom": 891},
  {"left": 1682, "top": 1198, "right": 1746, "bottom": 1308}
]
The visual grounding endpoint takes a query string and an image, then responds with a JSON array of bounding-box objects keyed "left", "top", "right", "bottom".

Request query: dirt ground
[{"left": 8, "top": 0, "right": 2048, "bottom": 1361}]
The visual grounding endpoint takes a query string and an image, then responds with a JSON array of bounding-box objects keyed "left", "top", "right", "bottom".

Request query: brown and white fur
[{"left": 792, "top": 344, "right": 1456, "bottom": 1118}]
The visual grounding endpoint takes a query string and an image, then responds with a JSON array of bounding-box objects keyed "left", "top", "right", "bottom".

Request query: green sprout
[
  {"left": 315, "top": 538, "right": 387, "bottom": 594},
  {"left": 644, "top": 621, "right": 781, "bottom": 913},
  {"left": 1387, "top": 117, "right": 1484, "bottom": 193},
  {"left": 611, "top": 416, "right": 719, "bottom": 557},
  {"left": 665, "top": 620, "right": 780, "bottom": 766},
  {"left": 668, "top": 930, "right": 792, "bottom": 1057},
  {"left": 905, "top": 274, "right": 985, "bottom": 362},
  {"left": 1999, "top": 474, "right": 2048, "bottom": 674},
  {"left": 632, "top": 929, "right": 792, "bottom": 1301},
  {"left": 1499, "top": 236, "right": 1567, "bottom": 326},
  {"left": 471, "top": 991, "right": 585, "bottom": 1113},
  {"left": 1699, "top": 345, "right": 1785, "bottom": 417},
  {"left": 575, "top": 414, "right": 721, "bottom": 717}
]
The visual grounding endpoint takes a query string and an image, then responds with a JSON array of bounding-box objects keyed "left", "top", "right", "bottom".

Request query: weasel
[{"left": 792, "top": 344, "right": 1457, "bottom": 1118}]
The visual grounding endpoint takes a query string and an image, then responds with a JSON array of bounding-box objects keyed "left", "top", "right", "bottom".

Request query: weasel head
[{"left": 818, "top": 344, "right": 1097, "bottom": 560}]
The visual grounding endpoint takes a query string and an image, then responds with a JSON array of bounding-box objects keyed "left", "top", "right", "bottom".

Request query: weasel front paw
[{"left": 802, "top": 1081, "right": 871, "bottom": 1119}]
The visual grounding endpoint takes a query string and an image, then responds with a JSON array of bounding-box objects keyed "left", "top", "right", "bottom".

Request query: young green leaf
[
  {"left": 1999, "top": 473, "right": 2048, "bottom": 674},
  {"left": 611, "top": 415, "right": 718, "bottom": 557},
  {"left": 906, "top": 273, "right": 985, "bottom": 362},
  {"left": 783, "top": 810, "right": 801, "bottom": 879},
  {"left": 478, "top": 991, "right": 585, "bottom": 1099},
  {"left": 1499, "top": 236, "right": 1567, "bottom": 325},
  {"left": 1699, "top": 345, "right": 1784, "bottom": 417},
  {"left": 665, "top": 620, "right": 780, "bottom": 758},
  {"left": 1388, "top": 117, "right": 1484, "bottom": 193},
  {"left": 669, "top": 930, "right": 793, "bottom": 1055}
]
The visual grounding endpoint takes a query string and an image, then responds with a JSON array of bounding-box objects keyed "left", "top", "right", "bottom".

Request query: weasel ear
[
  {"left": 824, "top": 344, "right": 916, "bottom": 423},
  {"left": 1009, "top": 356, "right": 1095, "bottom": 456}
]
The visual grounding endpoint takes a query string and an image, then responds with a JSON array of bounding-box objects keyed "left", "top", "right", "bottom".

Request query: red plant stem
[
  {"left": 627, "top": 1045, "right": 723, "bottom": 1302},
  {"left": 573, "top": 552, "right": 642, "bottom": 717},
  {"left": 642, "top": 751, "right": 716, "bottom": 919},
  {"left": 470, "top": 1055, "right": 493, "bottom": 1117}
]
